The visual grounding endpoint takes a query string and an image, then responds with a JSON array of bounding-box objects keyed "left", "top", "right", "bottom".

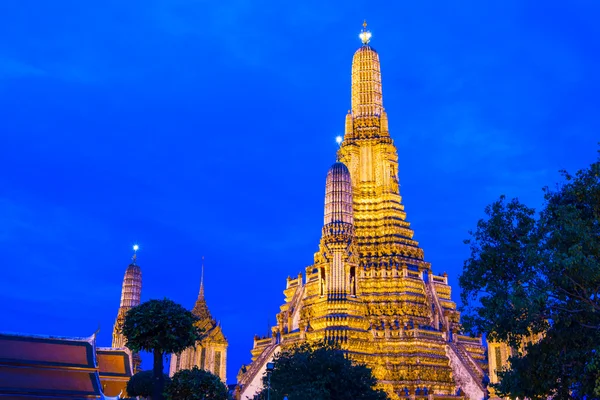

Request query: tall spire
[
  {"left": 118, "top": 245, "right": 142, "bottom": 310},
  {"left": 351, "top": 21, "right": 384, "bottom": 121},
  {"left": 192, "top": 257, "right": 212, "bottom": 320},
  {"left": 112, "top": 245, "right": 143, "bottom": 358},
  {"left": 199, "top": 256, "right": 205, "bottom": 300}
]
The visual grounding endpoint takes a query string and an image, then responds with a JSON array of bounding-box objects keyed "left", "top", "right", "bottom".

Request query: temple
[
  {"left": 169, "top": 259, "right": 228, "bottom": 382},
  {"left": 0, "top": 331, "right": 132, "bottom": 399},
  {"left": 236, "top": 23, "right": 487, "bottom": 400},
  {"left": 111, "top": 246, "right": 142, "bottom": 373}
]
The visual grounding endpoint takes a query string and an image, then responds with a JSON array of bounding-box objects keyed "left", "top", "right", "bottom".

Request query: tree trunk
[{"left": 153, "top": 349, "right": 164, "bottom": 400}]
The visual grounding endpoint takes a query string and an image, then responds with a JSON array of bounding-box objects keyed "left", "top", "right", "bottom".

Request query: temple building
[
  {"left": 111, "top": 246, "right": 142, "bottom": 373},
  {"left": 236, "top": 23, "right": 487, "bottom": 400},
  {"left": 0, "top": 331, "right": 132, "bottom": 399},
  {"left": 169, "top": 260, "right": 228, "bottom": 382}
]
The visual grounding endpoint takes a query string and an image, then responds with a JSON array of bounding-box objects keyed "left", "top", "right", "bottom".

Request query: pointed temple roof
[{"left": 192, "top": 258, "right": 212, "bottom": 320}]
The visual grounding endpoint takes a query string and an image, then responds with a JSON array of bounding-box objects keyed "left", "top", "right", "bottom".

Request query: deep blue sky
[{"left": 1, "top": 0, "right": 598, "bottom": 383}]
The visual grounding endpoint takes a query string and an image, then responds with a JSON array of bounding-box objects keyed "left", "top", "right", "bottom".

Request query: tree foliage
[
  {"left": 123, "top": 299, "right": 202, "bottom": 400},
  {"left": 164, "top": 366, "right": 228, "bottom": 400},
  {"left": 126, "top": 370, "right": 170, "bottom": 398},
  {"left": 459, "top": 153, "right": 600, "bottom": 399},
  {"left": 258, "top": 341, "right": 388, "bottom": 400}
]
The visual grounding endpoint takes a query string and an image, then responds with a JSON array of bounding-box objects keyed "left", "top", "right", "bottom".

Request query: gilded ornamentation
[{"left": 237, "top": 24, "right": 486, "bottom": 400}]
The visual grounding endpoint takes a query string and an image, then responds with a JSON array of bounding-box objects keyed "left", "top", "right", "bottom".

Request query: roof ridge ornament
[{"left": 359, "top": 20, "right": 372, "bottom": 45}]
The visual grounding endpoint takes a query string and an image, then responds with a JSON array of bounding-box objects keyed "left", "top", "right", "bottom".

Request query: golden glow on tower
[
  {"left": 238, "top": 23, "right": 487, "bottom": 400},
  {"left": 351, "top": 23, "right": 383, "bottom": 120}
]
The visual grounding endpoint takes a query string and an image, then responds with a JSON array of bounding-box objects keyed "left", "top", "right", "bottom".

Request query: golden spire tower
[
  {"left": 340, "top": 22, "right": 423, "bottom": 266},
  {"left": 352, "top": 21, "right": 383, "bottom": 120},
  {"left": 237, "top": 24, "right": 487, "bottom": 400},
  {"left": 112, "top": 245, "right": 142, "bottom": 372}
]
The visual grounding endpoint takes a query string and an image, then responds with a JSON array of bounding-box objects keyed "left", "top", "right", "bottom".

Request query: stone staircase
[
  {"left": 447, "top": 341, "right": 485, "bottom": 400},
  {"left": 238, "top": 341, "right": 280, "bottom": 400}
]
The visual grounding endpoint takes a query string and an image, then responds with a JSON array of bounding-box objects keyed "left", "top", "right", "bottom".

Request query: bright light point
[
  {"left": 133, "top": 244, "right": 139, "bottom": 252},
  {"left": 359, "top": 31, "right": 372, "bottom": 44},
  {"left": 336, "top": 136, "right": 343, "bottom": 144}
]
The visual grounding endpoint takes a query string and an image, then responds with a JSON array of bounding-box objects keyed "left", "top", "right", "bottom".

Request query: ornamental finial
[
  {"left": 199, "top": 256, "right": 205, "bottom": 299},
  {"left": 359, "top": 20, "right": 372, "bottom": 44},
  {"left": 132, "top": 244, "right": 139, "bottom": 264}
]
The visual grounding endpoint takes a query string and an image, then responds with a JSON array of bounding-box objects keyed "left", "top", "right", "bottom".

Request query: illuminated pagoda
[
  {"left": 169, "top": 259, "right": 228, "bottom": 382},
  {"left": 237, "top": 23, "right": 487, "bottom": 400},
  {"left": 111, "top": 245, "right": 142, "bottom": 373}
]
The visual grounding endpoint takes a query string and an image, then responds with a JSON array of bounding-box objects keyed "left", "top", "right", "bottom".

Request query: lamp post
[{"left": 266, "top": 362, "right": 274, "bottom": 400}]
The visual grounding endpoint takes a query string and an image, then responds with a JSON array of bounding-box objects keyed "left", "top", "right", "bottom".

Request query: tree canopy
[
  {"left": 164, "top": 366, "right": 229, "bottom": 400},
  {"left": 459, "top": 153, "right": 600, "bottom": 399},
  {"left": 126, "top": 370, "right": 170, "bottom": 398},
  {"left": 259, "top": 341, "right": 388, "bottom": 400},
  {"left": 123, "top": 299, "right": 202, "bottom": 400}
]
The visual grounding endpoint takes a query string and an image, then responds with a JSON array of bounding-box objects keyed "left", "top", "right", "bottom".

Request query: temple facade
[
  {"left": 487, "top": 333, "right": 543, "bottom": 399},
  {"left": 111, "top": 248, "right": 142, "bottom": 373},
  {"left": 169, "top": 262, "right": 228, "bottom": 382},
  {"left": 236, "top": 23, "right": 487, "bottom": 400}
]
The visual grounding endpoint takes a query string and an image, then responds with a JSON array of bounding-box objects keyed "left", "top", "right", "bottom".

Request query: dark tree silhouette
[{"left": 123, "top": 299, "right": 202, "bottom": 400}]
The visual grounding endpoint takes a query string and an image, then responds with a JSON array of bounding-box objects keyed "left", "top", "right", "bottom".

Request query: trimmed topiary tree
[
  {"left": 164, "top": 366, "right": 228, "bottom": 400},
  {"left": 126, "top": 370, "right": 170, "bottom": 399},
  {"left": 123, "top": 299, "right": 202, "bottom": 400}
]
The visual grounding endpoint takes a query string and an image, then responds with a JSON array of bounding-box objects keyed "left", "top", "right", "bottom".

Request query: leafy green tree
[
  {"left": 164, "top": 366, "right": 228, "bottom": 400},
  {"left": 259, "top": 341, "right": 388, "bottom": 400},
  {"left": 123, "top": 299, "right": 202, "bottom": 400},
  {"left": 459, "top": 153, "right": 600, "bottom": 399},
  {"left": 126, "top": 370, "right": 170, "bottom": 399}
]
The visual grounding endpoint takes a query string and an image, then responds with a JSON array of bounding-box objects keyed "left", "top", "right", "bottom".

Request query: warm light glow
[
  {"left": 336, "top": 135, "right": 343, "bottom": 145},
  {"left": 359, "top": 30, "right": 372, "bottom": 44},
  {"left": 133, "top": 244, "right": 139, "bottom": 252}
]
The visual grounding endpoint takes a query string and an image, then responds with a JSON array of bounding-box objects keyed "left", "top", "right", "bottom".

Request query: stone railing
[
  {"left": 427, "top": 280, "right": 447, "bottom": 332},
  {"left": 288, "top": 284, "right": 305, "bottom": 330}
]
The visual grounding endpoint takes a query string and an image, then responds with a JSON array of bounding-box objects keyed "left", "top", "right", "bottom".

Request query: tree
[
  {"left": 459, "top": 153, "right": 600, "bottom": 399},
  {"left": 164, "top": 366, "right": 228, "bottom": 400},
  {"left": 126, "top": 370, "right": 171, "bottom": 399},
  {"left": 258, "top": 341, "right": 388, "bottom": 400},
  {"left": 123, "top": 299, "right": 202, "bottom": 400}
]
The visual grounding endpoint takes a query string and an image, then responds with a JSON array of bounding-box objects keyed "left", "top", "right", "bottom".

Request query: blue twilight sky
[{"left": 0, "top": 0, "right": 599, "bottom": 382}]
